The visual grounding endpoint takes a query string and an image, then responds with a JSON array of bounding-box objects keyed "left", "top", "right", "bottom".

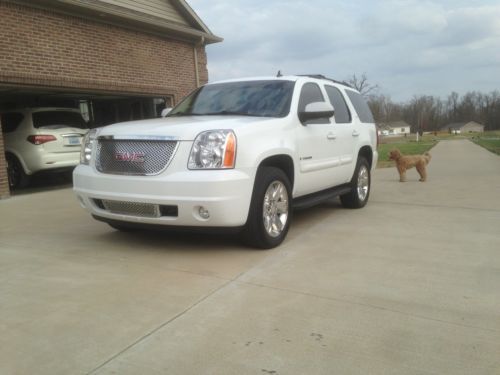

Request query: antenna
[{"left": 276, "top": 70, "right": 283, "bottom": 77}]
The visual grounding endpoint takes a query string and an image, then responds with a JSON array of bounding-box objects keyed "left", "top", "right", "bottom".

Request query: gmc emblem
[{"left": 115, "top": 152, "right": 145, "bottom": 163}]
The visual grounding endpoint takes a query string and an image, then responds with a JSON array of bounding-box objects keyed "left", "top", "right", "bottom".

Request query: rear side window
[
  {"left": 1, "top": 113, "right": 24, "bottom": 133},
  {"left": 325, "top": 86, "right": 351, "bottom": 124},
  {"left": 298, "top": 83, "right": 328, "bottom": 124},
  {"left": 32, "top": 111, "right": 87, "bottom": 129},
  {"left": 345, "top": 90, "right": 374, "bottom": 123}
]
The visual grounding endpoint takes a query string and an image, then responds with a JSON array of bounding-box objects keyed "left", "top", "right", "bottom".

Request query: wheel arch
[
  {"left": 5, "top": 151, "right": 29, "bottom": 174},
  {"left": 358, "top": 145, "right": 373, "bottom": 168},
  {"left": 257, "top": 154, "right": 295, "bottom": 188}
]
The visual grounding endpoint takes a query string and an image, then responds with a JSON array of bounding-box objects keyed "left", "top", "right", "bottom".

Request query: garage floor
[{"left": 1, "top": 139, "right": 499, "bottom": 374}]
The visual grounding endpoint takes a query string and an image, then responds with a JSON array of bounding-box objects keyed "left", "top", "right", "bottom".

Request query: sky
[{"left": 188, "top": 0, "right": 500, "bottom": 102}]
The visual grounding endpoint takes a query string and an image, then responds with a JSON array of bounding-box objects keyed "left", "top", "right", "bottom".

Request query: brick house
[{"left": 0, "top": 0, "right": 221, "bottom": 198}]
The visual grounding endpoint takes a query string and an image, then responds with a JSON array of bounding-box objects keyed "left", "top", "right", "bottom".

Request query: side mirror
[
  {"left": 299, "top": 102, "right": 334, "bottom": 124},
  {"left": 161, "top": 107, "right": 173, "bottom": 117}
]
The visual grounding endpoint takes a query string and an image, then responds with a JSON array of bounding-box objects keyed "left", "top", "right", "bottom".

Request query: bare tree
[
  {"left": 363, "top": 83, "right": 500, "bottom": 130},
  {"left": 347, "top": 73, "right": 379, "bottom": 97}
]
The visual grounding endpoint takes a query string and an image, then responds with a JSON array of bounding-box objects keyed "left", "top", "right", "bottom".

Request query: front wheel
[
  {"left": 340, "top": 157, "right": 370, "bottom": 209},
  {"left": 243, "top": 167, "right": 292, "bottom": 249}
]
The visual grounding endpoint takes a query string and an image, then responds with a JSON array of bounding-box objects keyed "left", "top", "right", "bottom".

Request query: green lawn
[{"left": 472, "top": 137, "right": 500, "bottom": 156}]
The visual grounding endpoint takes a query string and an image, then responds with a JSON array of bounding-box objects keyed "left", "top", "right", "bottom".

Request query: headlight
[
  {"left": 80, "top": 129, "right": 97, "bottom": 165},
  {"left": 188, "top": 130, "right": 237, "bottom": 169}
]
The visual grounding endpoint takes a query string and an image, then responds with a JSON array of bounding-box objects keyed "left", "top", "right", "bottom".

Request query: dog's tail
[{"left": 424, "top": 151, "right": 432, "bottom": 164}]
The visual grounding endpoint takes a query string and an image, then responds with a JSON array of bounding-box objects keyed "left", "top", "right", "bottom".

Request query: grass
[
  {"left": 471, "top": 136, "right": 500, "bottom": 156},
  {"left": 376, "top": 131, "right": 500, "bottom": 167}
]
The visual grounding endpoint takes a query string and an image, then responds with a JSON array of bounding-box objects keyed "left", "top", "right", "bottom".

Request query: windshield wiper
[{"left": 194, "top": 110, "right": 267, "bottom": 117}]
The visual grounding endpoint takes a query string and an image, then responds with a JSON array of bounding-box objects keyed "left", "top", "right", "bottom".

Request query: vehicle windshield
[
  {"left": 168, "top": 80, "right": 295, "bottom": 118},
  {"left": 32, "top": 111, "right": 87, "bottom": 129}
]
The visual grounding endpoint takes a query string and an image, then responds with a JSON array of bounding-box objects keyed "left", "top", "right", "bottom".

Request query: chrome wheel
[
  {"left": 262, "top": 180, "right": 289, "bottom": 238},
  {"left": 357, "top": 165, "right": 369, "bottom": 202}
]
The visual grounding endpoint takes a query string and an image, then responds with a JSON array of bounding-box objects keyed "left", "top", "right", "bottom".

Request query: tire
[
  {"left": 243, "top": 167, "right": 292, "bottom": 249},
  {"left": 340, "top": 157, "right": 370, "bottom": 209},
  {"left": 6, "top": 154, "right": 30, "bottom": 189}
]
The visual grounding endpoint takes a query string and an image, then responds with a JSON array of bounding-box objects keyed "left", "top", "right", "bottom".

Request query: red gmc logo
[{"left": 115, "top": 152, "right": 145, "bottom": 163}]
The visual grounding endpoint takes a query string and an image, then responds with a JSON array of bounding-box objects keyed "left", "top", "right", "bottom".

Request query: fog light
[{"left": 198, "top": 206, "right": 210, "bottom": 219}]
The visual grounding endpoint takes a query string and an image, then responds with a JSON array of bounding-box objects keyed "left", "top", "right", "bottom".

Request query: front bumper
[{"left": 73, "top": 164, "right": 255, "bottom": 228}]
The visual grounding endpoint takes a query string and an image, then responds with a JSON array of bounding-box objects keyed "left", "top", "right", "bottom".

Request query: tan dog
[{"left": 388, "top": 149, "right": 431, "bottom": 182}]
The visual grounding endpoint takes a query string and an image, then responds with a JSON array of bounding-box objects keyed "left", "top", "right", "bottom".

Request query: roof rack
[{"left": 297, "top": 74, "right": 352, "bottom": 88}]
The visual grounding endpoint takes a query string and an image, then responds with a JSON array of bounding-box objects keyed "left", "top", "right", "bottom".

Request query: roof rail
[{"left": 297, "top": 74, "right": 353, "bottom": 88}]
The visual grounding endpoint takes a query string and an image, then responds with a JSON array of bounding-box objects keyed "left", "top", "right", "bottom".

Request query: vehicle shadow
[{"left": 10, "top": 172, "right": 73, "bottom": 196}]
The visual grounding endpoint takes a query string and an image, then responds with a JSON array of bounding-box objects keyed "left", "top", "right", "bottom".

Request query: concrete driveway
[{"left": 0, "top": 139, "right": 499, "bottom": 375}]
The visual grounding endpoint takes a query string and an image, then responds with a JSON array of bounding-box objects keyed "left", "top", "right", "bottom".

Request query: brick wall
[
  {"left": 0, "top": 119, "right": 9, "bottom": 199},
  {"left": 0, "top": 2, "right": 210, "bottom": 199},
  {"left": 0, "top": 2, "right": 209, "bottom": 99}
]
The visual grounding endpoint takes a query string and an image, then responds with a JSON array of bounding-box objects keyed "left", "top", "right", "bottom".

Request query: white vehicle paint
[
  {"left": 73, "top": 75, "right": 378, "bottom": 248},
  {"left": 2, "top": 107, "right": 88, "bottom": 188}
]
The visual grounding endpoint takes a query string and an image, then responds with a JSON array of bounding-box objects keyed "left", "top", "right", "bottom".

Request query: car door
[
  {"left": 295, "top": 82, "right": 342, "bottom": 196},
  {"left": 324, "top": 85, "right": 357, "bottom": 183}
]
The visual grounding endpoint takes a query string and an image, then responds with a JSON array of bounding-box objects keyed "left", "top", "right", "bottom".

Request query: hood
[{"left": 96, "top": 116, "right": 276, "bottom": 141}]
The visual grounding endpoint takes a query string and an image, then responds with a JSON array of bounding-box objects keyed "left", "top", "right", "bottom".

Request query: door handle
[
  {"left": 327, "top": 132, "right": 336, "bottom": 140},
  {"left": 352, "top": 130, "right": 360, "bottom": 137}
]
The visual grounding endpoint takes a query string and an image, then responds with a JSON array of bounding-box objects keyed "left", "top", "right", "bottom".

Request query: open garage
[{"left": 0, "top": 0, "right": 221, "bottom": 197}]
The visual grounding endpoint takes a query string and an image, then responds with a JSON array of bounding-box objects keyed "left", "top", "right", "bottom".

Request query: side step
[{"left": 292, "top": 183, "right": 352, "bottom": 210}]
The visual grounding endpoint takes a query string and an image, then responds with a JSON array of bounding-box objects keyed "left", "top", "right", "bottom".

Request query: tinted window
[
  {"left": 169, "top": 80, "right": 295, "bottom": 118},
  {"left": 298, "top": 83, "right": 328, "bottom": 124},
  {"left": 325, "top": 86, "right": 351, "bottom": 124},
  {"left": 345, "top": 90, "right": 375, "bottom": 123},
  {"left": 32, "top": 111, "right": 87, "bottom": 129},
  {"left": 1, "top": 113, "right": 24, "bottom": 133}
]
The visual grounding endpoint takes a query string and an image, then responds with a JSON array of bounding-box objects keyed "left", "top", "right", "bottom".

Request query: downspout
[{"left": 193, "top": 36, "right": 205, "bottom": 88}]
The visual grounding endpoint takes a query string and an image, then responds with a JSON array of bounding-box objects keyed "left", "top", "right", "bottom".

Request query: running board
[{"left": 293, "top": 184, "right": 352, "bottom": 210}]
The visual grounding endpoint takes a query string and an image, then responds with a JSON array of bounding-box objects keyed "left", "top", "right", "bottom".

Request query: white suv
[
  {"left": 2, "top": 107, "right": 88, "bottom": 188},
  {"left": 73, "top": 75, "right": 378, "bottom": 248}
]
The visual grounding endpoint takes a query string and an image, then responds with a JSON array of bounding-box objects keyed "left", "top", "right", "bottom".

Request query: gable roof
[
  {"left": 440, "top": 121, "right": 484, "bottom": 131},
  {"left": 9, "top": 0, "right": 222, "bottom": 44}
]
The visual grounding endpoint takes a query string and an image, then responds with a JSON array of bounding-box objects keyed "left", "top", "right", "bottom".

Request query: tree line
[{"left": 347, "top": 74, "right": 500, "bottom": 132}]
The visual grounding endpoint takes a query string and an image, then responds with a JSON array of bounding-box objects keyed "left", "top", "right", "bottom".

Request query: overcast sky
[{"left": 188, "top": 0, "right": 500, "bottom": 102}]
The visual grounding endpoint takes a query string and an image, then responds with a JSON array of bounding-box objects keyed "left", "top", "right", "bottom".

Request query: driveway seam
[
  {"left": 371, "top": 200, "right": 500, "bottom": 213},
  {"left": 239, "top": 280, "right": 500, "bottom": 334},
  {"left": 86, "top": 278, "right": 234, "bottom": 375}
]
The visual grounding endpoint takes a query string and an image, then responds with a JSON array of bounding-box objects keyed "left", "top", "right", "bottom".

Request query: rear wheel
[
  {"left": 340, "top": 157, "right": 370, "bottom": 208},
  {"left": 243, "top": 167, "right": 292, "bottom": 249},
  {"left": 6, "top": 154, "right": 30, "bottom": 189}
]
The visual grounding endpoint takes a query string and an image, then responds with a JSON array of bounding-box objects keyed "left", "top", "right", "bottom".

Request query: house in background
[
  {"left": 378, "top": 121, "right": 412, "bottom": 136},
  {"left": 440, "top": 121, "right": 484, "bottom": 134}
]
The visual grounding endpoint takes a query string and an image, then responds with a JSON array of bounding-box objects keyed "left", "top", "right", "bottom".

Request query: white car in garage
[{"left": 1, "top": 107, "right": 88, "bottom": 188}]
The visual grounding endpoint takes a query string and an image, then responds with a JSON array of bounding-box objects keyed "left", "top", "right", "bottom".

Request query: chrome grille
[
  {"left": 101, "top": 200, "right": 160, "bottom": 218},
  {"left": 96, "top": 139, "right": 177, "bottom": 175}
]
